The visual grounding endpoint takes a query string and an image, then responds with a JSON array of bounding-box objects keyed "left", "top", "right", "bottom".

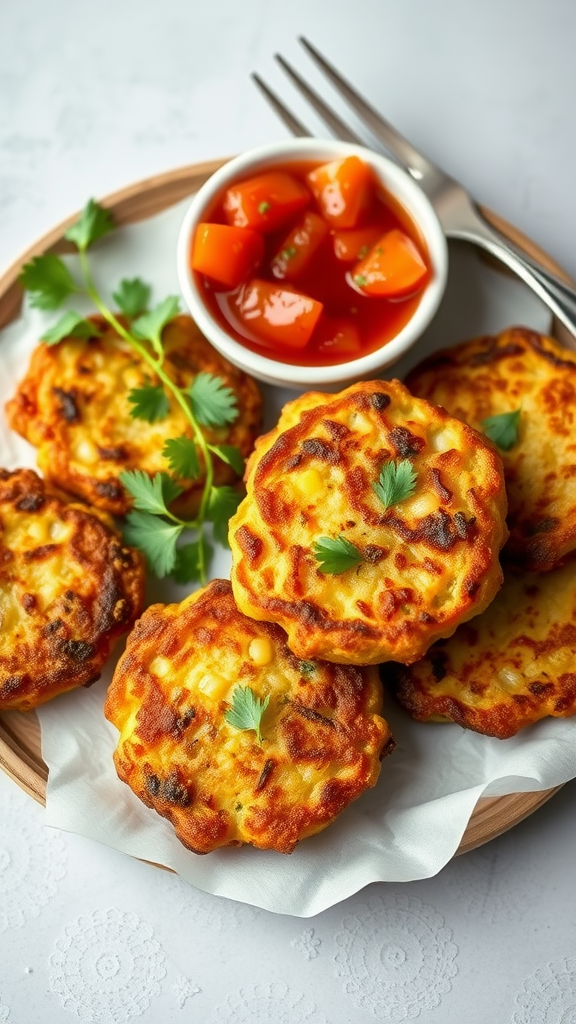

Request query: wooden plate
[{"left": 0, "top": 158, "right": 569, "bottom": 854}]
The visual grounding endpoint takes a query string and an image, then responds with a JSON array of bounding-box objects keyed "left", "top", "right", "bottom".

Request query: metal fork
[{"left": 252, "top": 37, "right": 576, "bottom": 341}]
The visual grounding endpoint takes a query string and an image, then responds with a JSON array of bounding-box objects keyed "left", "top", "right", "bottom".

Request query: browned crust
[
  {"left": 230, "top": 379, "right": 508, "bottom": 665},
  {"left": 406, "top": 326, "right": 576, "bottom": 571},
  {"left": 0, "top": 468, "right": 145, "bottom": 710},
  {"left": 390, "top": 556, "right": 576, "bottom": 738},
  {"left": 105, "top": 579, "right": 393, "bottom": 854},
  {"left": 6, "top": 314, "right": 263, "bottom": 516}
]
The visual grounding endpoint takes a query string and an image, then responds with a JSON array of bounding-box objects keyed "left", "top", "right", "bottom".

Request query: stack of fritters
[
  {"left": 391, "top": 326, "right": 576, "bottom": 737},
  {"left": 106, "top": 375, "right": 507, "bottom": 851}
]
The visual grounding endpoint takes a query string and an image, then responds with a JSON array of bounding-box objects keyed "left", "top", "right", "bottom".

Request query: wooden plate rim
[{"left": 0, "top": 157, "right": 570, "bottom": 857}]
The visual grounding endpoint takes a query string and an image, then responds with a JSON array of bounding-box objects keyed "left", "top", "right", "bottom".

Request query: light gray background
[{"left": 1, "top": 1, "right": 576, "bottom": 1022}]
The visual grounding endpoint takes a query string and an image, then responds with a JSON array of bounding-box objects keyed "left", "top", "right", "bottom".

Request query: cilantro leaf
[
  {"left": 112, "top": 277, "right": 151, "bottom": 317},
  {"left": 132, "top": 296, "right": 181, "bottom": 359},
  {"left": 123, "top": 510, "right": 183, "bottom": 577},
  {"left": 208, "top": 444, "right": 244, "bottom": 476},
  {"left": 64, "top": 199, "right": 114, "bottom": 251},
  {"left": 119, "top": 469, "right": 183, "bottom": 515},
  {"left": 128, "top": 384, "right": 170, "bottom": 422},
  {"left": 19, "top": 254, "right": 77, "bottom": 310},
  {"left": 163, "top": 436, "right": 200, "bottom": 480},
  {"left": 188, "top": 372, "right": 239, "bottom": 428},
  {"left": 372, "top": 459, "right": 417, "bottom": 510},
  {"left": 207, "top": 485, "right": 243, "bottom": 546},
  {"left": 225, "top": 686, "right": 269, "bottom": 744},
  {"left": 173, "top": 536, "right": 213, "bottom": 583},
  {"left": 313, "top": 535, "right": 364, "bottom": 574},
  {"left": 42, "top": 311, "right": 99, "bottom": 346},
  {"left": 481, "top": 408, "right": 521, "bottom": 451}
]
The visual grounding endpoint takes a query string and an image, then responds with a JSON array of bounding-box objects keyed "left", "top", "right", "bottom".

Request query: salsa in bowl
[{"left": 177, "top": 139, "right": 448, "bottom": 388}]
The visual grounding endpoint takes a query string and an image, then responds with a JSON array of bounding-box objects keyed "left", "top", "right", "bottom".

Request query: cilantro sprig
[
  {"left": 481, "top": 408, "right": 521, "bottom": 451},
  {"left": 373, "top": 459, "right": 417, "bottom": 510},
  {"left": 225, "top": 686, "right": 270, "bottom": 744},
  {"left": 19, "top": 198, "right": 245, "bottom": 584},
  {"left": 314, "top": 535, "right": 364, "bottom": 574}
]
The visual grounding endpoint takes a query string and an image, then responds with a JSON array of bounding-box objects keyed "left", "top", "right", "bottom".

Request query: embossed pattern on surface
[
  {"left": 0, "top": 787, "right": 66, "bottom": 932},
  {"left": 334, "top": 892, "right": 458, "bottom": 1020},
  {"left": 512, "top": 958, "right": 576, "bottom": 1024},
  {"left": 48, "top": 908, "right": 167, "bottom": 1023},
  {"left": 208, "top": 982, "right": 331, "bottom": 1024}
]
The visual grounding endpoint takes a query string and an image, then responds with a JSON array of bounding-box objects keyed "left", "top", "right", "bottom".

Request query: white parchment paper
[{"left": 1, "top": 197, "right": 574, "bottom": 917}]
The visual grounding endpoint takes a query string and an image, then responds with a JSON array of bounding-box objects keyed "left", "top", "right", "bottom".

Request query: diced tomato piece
[
  {"left": 223, "top": 172, "right": 310, "bottom": 233},
  {"left": 306, "top": 156, "right": 374, "bottom": 229},
  {"left": 332, "top": 225, "right": 382, "bottom": 262},
  {"left": 234, "top": 279, "right": 323, "bottom": 350},
  {"left": 315, "top": 316, "right": 362, "bottom": 357},
  {"left": 191, "top": 223, "right": 264, "bottom": 289},
  {"left": 351, "top": 229, "right": 428, "bottom": 297},
  {"left": 270, "top": 212, "right": 329, "bottom": 281}
]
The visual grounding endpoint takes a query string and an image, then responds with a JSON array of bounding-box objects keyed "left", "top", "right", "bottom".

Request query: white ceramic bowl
[{"left": 177, "top": 138, "right": 448, "bottom": 389}]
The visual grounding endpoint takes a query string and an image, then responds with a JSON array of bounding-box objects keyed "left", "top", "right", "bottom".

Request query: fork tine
[
  {"left": 251, "top": 73, "right": 312, "bottom": 138},
  {"left": 274, "top": 54, "right": 364, "bottom": 145},
  {"left": 298, "top": 36, "right": 431, "bottom": 174}
]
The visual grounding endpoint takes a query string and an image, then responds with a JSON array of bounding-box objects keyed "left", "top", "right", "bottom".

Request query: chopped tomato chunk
[
  {"left": 271, "top": 212, "right": 329, "bottom": 281},
  {"left": 332, "top": 225, "right": 382, "bottom": 262},
  {"left": 315, "top": 316, "right": 362, "bottom": 357},
  {"left": 191, "top": 223, "right": 264, "bottom": 290},
  {"left": 306, "top": 156, "right": 374, "bottom": 228},
  {"left": 223, "top": 172, "right": 309, "bottom": 232},
  {"left": 352, "top": 229, "right": 428, "bottom": 297},
  {"left": 234, "top": 279, "right": 323, "bottom": 349}
]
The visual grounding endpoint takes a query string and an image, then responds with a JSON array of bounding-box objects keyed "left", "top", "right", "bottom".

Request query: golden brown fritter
[
  {"left": 6, "top": 314, "right": 262, "bottom": 516},
  {"left": 390, "top": 556, "right": 576, "bottom": 738},
  {"left": 104, "top": 579, "right": 393, "bottom": 855},
  {"left": 229, "top": 379, "right": 508, "bottom": 666},
  {"left": 0, "top": 468, "right": 145, "bottom": 711},
  {"left": 406, "top": 326, "right": 576, "bottom": 571}
]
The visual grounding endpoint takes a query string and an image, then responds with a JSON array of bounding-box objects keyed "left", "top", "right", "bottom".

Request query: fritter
[
  {"left": 104, "top": 579, "right": 393, "bottom": 855},
  {"left": 406, "top": 326, "right": 576, "bottom": 571},
  {"left": 6, "top": 314, "right": 262, "bottom": 516},
  {"left": 0, "top": 468, "right": 145, "bottom": 711},
  {"left": 229, "top": 379, "right": 508, "bottom": 666},
  {"left": 390, "top": 556, "right": 576, "bottom": 738}
]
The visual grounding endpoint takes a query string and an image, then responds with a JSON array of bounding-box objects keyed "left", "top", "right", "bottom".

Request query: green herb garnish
[
  {"left": 354, "top": 274, "right": 368, "bottom": 287},
  {"left": 225, "top": 686, "right": 270, "bottom": 743},
  {"left": 112, "top": 277, "right": 151, "bottom": 317},
  {"left": 481, "top": 408, "right": 521, "bottom": 451},
  {"left": 258, "top": 201, "right": 271, "bottom": 214},
  {"left": 20, "top": 255, "right": 77, "bottom": 310},
  {"left": 299, "top": 661, "right": 316, "bottom": 676},
  {"left": 313, "top": 535, "right": 364, "bottom": 574},
  {"left": 162, "top": 436, "right": 201, "bottom": 480},
  {"left": 280, "top": 246, "right": 298, "bottom": 260},
  {"left": 42, "top": 311, "right": 99, "bottom": 346},
  {"left": 19, "top": 197, "right": 242, "bottom": 585},
  {"left": 373, "top": 459, "right": 417, "bottom": 510},
  {"left": 128, "top": 383, "right": 170, "bottom": 423}
]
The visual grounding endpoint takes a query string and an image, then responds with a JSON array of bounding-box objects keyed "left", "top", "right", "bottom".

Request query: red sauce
[{"left": 192, "top": 159, "right": 431, "bottom": 367}]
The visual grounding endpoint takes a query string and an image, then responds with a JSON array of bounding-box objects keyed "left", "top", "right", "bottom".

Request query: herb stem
[{"left": 78, "top": 250, "right": 212, "bottom": 581}]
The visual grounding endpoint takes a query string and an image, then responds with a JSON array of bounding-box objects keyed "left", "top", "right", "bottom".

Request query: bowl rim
[{"left": 176, "top": 138, "right": 448, "bottom": 387}]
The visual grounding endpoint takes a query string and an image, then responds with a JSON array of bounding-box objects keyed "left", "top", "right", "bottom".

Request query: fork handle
[{"left": 449, "top": 207, "right": 576, "bottom": 343}]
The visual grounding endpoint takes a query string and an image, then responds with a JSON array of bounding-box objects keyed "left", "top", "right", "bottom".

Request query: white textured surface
[{"left": 2, "top": 0, "right": 576, "bottom": 1019}]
